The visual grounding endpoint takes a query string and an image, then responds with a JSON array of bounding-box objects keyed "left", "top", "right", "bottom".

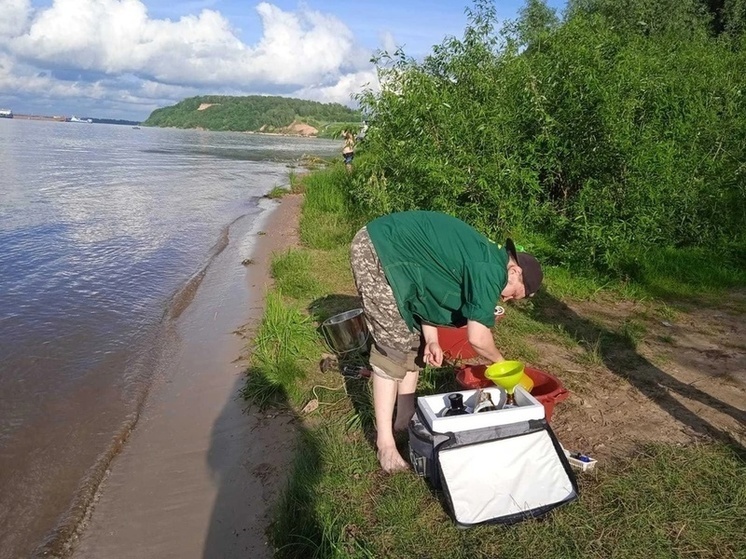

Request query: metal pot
[{"left": 321, "top": 308, "right": 369, "bottom": 356}]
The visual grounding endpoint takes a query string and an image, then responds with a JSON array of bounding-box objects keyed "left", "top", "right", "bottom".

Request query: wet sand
[{"left": 70, "top": 196, "right": 303, "bottom": 559}]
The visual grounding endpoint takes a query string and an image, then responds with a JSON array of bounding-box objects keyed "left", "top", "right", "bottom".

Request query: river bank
[
  {"left": 66, "top": 196, "right": 303, "bottom": 558},
  {"left": 241, "top": 166, "right": 746, "bottom": 558}
]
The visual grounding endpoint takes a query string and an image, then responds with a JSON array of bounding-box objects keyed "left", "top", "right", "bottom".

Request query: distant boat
[
  {"left": 0, "top": 109, "right": 13, "bottom": 119},
  {"left": 132, "top": 126, "right": 141, "bottom": 129},
  {"left": 69, "top": 116, "right": 93, "bottom": 123}
]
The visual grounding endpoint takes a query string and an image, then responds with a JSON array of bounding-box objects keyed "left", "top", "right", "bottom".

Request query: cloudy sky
[{"left": 0, "top": 0, "right": 565, "bottom": 122}]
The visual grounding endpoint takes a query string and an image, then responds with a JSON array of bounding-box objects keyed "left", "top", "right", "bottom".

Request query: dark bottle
[{"left": 444, "top": 393, "right": 469, "bottom": 416}]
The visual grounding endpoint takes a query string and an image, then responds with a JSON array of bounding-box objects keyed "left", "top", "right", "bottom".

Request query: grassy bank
[{"left": 242, "top": 164, "right": 745, "bottom": 559}]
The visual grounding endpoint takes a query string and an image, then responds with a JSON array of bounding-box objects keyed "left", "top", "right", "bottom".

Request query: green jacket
[{"left": 367, "top": 211, "right": 508, "bottom": 332}]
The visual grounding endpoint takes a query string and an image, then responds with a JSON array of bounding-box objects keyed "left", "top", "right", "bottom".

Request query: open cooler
[{"left": 409, "top": 386, "right": 578, "bottom": 527}]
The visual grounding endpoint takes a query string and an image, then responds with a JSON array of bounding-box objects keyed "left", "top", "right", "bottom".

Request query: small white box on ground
[
  {"left": 417, "top": 386, "right": 545, "bottom": 433},
  {"left": 563, "top": 448, "right": 598, "bottom": 472}
]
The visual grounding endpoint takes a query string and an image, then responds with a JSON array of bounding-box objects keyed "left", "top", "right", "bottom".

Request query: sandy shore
[{"left": 70, "top": 195, "right": 303, "bottom": 558}]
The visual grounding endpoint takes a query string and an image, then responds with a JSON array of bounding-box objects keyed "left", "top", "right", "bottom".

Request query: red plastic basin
[
  {"left": 454, "top": 365, "right": 569, "bottom": 422},
  {"left": 436, "top": 325, "right": 478, "bottom": 360},
  {"left": 455, "top": 364, "right": 493, "bottom": 389},
  {"left": 523, "top": 367, "right": 570, "bottom": 422}
]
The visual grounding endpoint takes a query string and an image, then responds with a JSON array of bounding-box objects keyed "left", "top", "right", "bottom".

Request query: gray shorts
[{"left": 350, "top": 227, "right": 424, "bottom": 380}]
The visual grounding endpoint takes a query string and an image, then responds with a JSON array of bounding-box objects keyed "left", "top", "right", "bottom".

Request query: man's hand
[
  {"left": 420, "top": 323, "right": 443, "bottom": 367},
  {"left": 423, "top": 341, "right": 443, "bottom": 367}
]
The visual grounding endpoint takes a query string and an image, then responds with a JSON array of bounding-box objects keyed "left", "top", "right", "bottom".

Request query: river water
[{"left": 0, "top": 119, "right": 338, "bottom": 558}]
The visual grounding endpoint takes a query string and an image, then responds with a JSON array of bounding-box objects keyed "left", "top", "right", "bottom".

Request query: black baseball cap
[{"left": 505, "top": 239, "right": 543, "bottom": 297}]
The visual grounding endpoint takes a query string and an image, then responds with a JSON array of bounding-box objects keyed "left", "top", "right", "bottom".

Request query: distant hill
[{"left": 142, "top": 95, "right": 362, "bottom": 138}]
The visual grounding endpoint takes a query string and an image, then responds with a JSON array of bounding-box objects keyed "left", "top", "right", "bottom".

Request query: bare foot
[{"left": 377, "top": 445, "right": 409, "bottom": 473}]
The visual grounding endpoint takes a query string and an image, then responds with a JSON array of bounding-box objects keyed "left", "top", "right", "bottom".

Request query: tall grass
[
  {"left": 242, "top": 291, "right": 319, "bottom": 407},
  {"left": 271, "top": 249, "right": 322, "bottom": 299},
  {"left": 299, "top": 164, "right": 367, "bottom": 250}
]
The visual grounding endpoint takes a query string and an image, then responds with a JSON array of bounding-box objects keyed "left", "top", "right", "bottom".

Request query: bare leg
[
  {"left": 393, "top": 370, "right": 419, "bottom": 432},
  {"left": 372, "top": 368, "right": 408, "bottom": 472}
]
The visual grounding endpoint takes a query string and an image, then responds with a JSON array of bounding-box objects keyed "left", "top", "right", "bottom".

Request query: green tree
[{"left": 354, "top": 0, "right": 746, "bottom": 276}]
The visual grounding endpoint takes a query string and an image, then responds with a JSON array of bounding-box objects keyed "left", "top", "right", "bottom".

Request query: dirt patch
[
  {"left": 531, "top": 290, "right": 746, "bottom": 463},
  {"left": 285, "top": 120, "right": 318, "bottom": 136},
  {"left": 257, "top": 121, "right": 319, "bottom": 137}
]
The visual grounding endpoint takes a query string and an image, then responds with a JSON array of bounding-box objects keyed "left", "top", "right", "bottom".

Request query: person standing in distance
[
  {"left": 342, "top": 130, "right": 355, "bottom": 172},
  {"left": 350, "top": 211, "right": 543, "bottom": 472}
]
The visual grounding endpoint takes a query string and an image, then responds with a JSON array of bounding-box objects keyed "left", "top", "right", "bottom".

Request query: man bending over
[{"left": 350, "top": 211, "right": 543, "bottom": 472}]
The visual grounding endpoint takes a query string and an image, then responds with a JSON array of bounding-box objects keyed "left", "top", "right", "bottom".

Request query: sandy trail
[{"left": 71, "top": 196, "right": 302, "bottom": 559}]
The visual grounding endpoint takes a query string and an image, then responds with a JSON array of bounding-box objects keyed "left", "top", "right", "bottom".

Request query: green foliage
[
  {"left": 266, "top": 186, "right": 289, "bottom": 199},
  {"left": 242, "top": 292, "right": 318, "bottom": 406},
  {"left": 300, "top": 165, "right": 366, "bottom": 250},
  {"left": 616, "top": 243, "right": 746, "bottom": 298},
  {"left": 271, "top": 249, "right": 322, "bottom": 299},
  {"left": 353, "top": 0, "right": 746, "bottom": 281},
  {"left": 722, "top": 0, "right": 746, "bottom": 36},
  {"left": 143, "top": 95, "right": 361, "bottom": 135},
  {"left": 322, "top": 121, "right": 366, "bottom": 139}
]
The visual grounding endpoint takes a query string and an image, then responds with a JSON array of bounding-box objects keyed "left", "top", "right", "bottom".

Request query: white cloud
[
  {"left": 0, "top": 0, "right": 31, "bottom": 40},
  {"left": 291, "top": 69, "right": 378, "bottom": 106},
  {"left": 2, "top": 0, "right": 378, "bottom": 107},
  {"left": 0, "top": 51, "right": 200, "bottom": 122}
]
